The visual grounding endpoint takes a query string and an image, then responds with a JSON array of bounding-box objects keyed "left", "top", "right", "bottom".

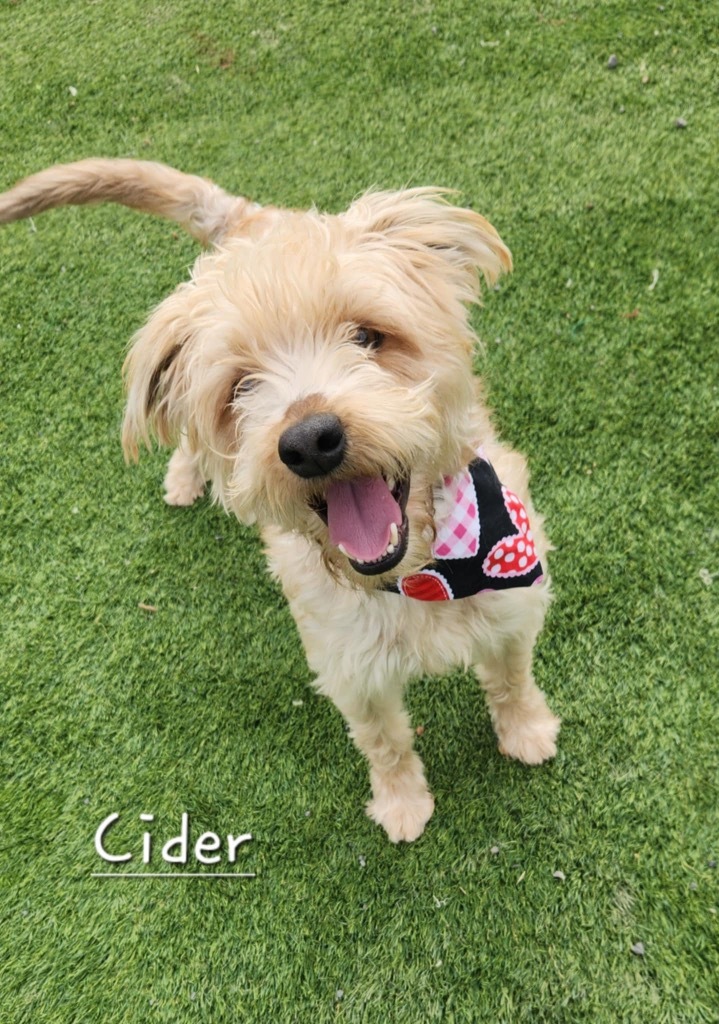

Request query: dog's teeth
[
  {"left": 386, "top": 544, "right": 395, "bottom": 555},
  {"left": 389, "top": 522, "right": 399, "bottom": 546},
  {"left": 387, "top": 475, "right": 396, "bottom": 491},
  {"left": 337, "top": 543, "right": 348, "bottom": 557}
]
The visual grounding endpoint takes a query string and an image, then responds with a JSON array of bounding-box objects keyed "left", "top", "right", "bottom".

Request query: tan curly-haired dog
[{"left": 0, "top": 160, "right": 559, "bottom": 842}]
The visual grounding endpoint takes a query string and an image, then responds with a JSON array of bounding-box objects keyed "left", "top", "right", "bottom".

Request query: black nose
[{"left": 278, "top": 413, "right": 347, "bottom": 479}]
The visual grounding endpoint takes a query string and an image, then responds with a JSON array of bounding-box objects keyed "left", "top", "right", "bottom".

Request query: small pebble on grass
[
  {"left": 631, "top": 942, "right": 645, "bottom": 957},
  {"left": 607, "top": 54, "right": 618, "bottom": 69}
]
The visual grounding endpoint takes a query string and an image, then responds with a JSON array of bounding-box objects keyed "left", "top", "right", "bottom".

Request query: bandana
[{"left": 386, "top": 453, "right": 544, "bottom": 601}]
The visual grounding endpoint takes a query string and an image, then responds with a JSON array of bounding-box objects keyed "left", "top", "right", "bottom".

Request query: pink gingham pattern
[{"left": 432, "top": 468, "right": 480, "bottom": 560}]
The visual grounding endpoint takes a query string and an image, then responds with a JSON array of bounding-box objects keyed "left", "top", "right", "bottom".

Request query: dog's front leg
[
  {"left": 315, "top": 675, "right": 434, "bottom": 843},
  {"left": 163, "top": 437, "right": 206, "bottom": 507},
  {"left": 475, "top": 630, "right": 560, "bottom": 766}
]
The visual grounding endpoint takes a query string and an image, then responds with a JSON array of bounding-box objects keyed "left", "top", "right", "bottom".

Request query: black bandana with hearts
[{"left": 386, "top": 454, "right": 544, "bottom": 601}]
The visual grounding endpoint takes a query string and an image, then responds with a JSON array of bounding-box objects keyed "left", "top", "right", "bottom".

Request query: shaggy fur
[{"left": 0, "top": 159, "right": 559, "bottom": 842}]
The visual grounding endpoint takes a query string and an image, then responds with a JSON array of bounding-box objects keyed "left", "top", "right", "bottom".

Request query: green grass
[{"left": 1, "top": 1, "right": 718, "bottom": 1021}]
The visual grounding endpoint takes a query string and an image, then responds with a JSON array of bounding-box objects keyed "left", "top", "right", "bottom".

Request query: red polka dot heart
[{"left": 482, "top": 488, "right": 539, "bottom": 579}]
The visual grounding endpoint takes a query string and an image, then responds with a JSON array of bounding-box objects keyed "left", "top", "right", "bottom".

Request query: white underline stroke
[{"left": 91, "top": 872, "right": 256, "bottom": 879}]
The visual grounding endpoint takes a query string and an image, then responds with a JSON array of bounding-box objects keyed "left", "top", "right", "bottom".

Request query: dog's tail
[{"left": 0, "top": 158, "right": 260, "bottom": 245}]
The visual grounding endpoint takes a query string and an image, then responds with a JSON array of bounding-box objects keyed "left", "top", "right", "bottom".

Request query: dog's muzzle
[{"left": 279, "top": 412, "right": 410, "bottom": 577}]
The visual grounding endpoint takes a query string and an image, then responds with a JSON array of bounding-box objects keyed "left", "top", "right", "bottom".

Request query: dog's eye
[
  {"left": 354, "top": 327, "right": 385, "bottom": 350},
  {"left": 231, "top": 374, "right": 257, "bottom": 402}
]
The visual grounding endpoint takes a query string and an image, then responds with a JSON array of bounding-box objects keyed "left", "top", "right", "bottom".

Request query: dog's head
[{"left": 122, "top": 188, "right": 511, "bottom": 587}]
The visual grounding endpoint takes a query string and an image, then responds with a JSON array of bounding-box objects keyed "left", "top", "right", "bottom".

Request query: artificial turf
[{"left": 0, "top": 1, "right": 717, "bottom": 1021}]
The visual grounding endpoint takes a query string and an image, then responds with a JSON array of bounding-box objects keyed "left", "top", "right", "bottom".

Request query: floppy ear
[
  {"left": 122, "top": 282, "right": 195, "bottom": 461},
  {"left": 345, "top": 187, "right": 512, "bottom": 300}
]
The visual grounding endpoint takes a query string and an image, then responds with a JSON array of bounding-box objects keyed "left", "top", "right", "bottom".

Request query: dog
[{"left": 0, "top": 159, "right": 560, "bottom": 842}]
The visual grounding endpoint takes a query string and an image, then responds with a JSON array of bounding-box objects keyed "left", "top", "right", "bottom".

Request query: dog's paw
[
  {"left": 163, "top": 449, "right": 206, "bottom": 506},
  {"left": 366, "top": 788, "right": 435, "bottom": 843},
  {"left": 163, "top": 478, "right": 206, "bottom": 506},
  {"left": 497, "top": 707, "right": 560, "bottom": 765}
]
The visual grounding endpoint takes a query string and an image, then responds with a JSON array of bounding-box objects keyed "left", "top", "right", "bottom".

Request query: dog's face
[{"left": 123, "top": 189, "right": 511, "bottom": 588}]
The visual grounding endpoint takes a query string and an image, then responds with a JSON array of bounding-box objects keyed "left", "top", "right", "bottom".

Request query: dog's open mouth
[{"left": 310, "top": 475, "right": 410, "bottom": 576}]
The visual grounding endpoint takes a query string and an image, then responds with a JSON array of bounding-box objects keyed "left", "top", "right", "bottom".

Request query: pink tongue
[{"left": 326, "top": 477, "right": 402, "bottom": 562}]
